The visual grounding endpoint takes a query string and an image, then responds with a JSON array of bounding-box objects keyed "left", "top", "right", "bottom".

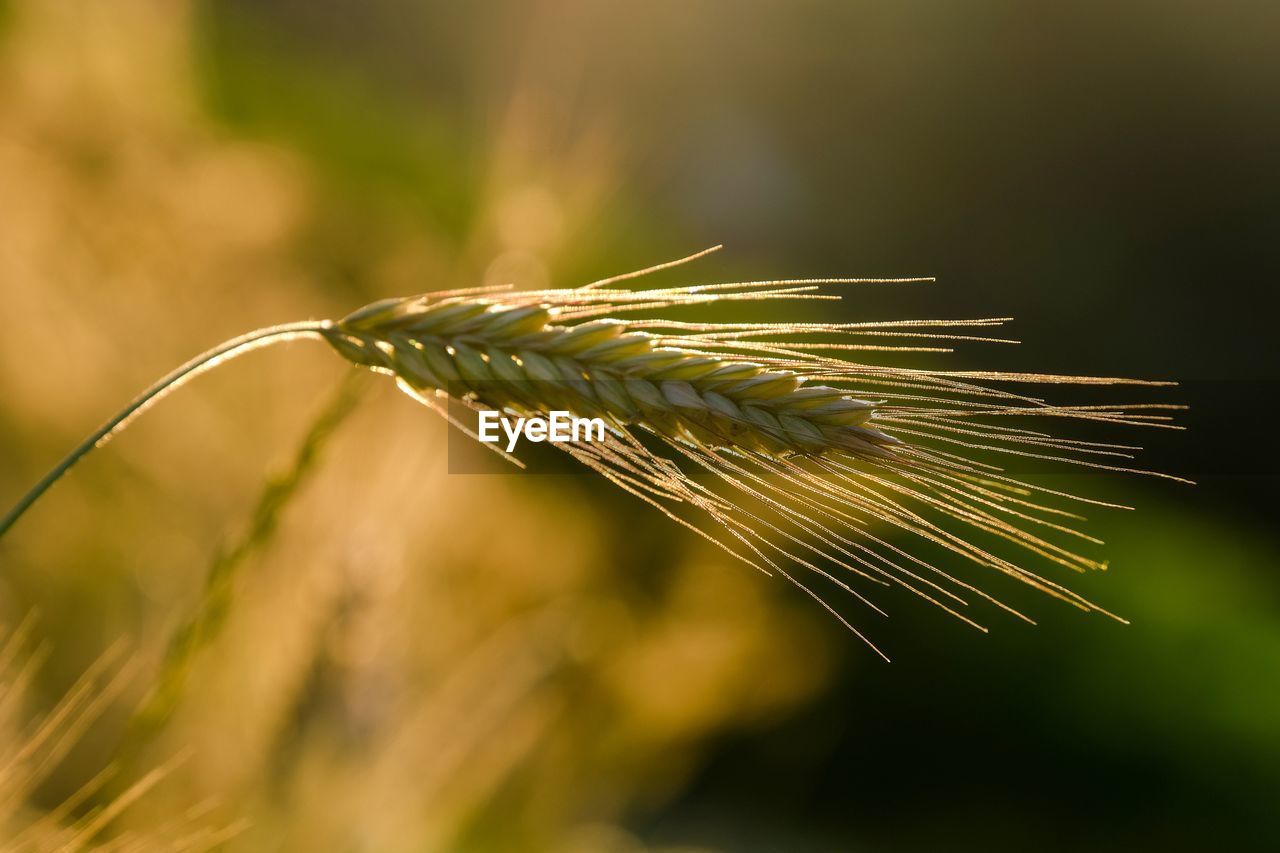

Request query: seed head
[
  {"left": 319, "top": 250, "right": 1187, "bottom": 657},
  {"left": 0, "top": 247, "right": 1184, "bottom": 657}
]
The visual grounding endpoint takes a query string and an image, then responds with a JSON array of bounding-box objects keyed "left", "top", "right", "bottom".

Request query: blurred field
[{"left": 1, "top": 1, "right": 1279, "bottom": 851}]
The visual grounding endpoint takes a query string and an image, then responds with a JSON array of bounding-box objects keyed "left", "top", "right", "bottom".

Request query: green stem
[
  {"left": 123, "top": 370, "right": 365, "bottom": 752},
  {"left": 0, "top": 321, "right": 332, "bottom": 540}
]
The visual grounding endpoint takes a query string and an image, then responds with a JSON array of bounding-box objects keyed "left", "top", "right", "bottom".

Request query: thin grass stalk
[
  {"left": 123, "top": 372, "right": 366, "bottom": 749},
  {"left": 0, "top": 322, "right": 330, "bottom": 539}
]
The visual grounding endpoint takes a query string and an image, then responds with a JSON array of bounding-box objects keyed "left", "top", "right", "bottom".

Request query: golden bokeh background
[{"left": 2, "top": 1, "right": 1279, "bottom": 850}]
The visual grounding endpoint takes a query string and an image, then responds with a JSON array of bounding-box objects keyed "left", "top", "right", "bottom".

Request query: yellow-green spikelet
[{"left": 324, "top": 296, "right": 901, "bottom": 458}]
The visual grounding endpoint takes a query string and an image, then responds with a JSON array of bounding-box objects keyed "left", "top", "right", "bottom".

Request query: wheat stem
[
  {"left": 0, "top": 321, "right": 331, "bottom": 539},
  {"left": 119, "top": 371, "right": 364, "bottom": 765}
]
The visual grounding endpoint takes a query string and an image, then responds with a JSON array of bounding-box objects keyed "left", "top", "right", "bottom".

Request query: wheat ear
[
  {"left": 0, "top": 250, "right": 1185, "bottom": 654},
  {"left": 323, "top": 294, "right": 900, "bottom": 459}
]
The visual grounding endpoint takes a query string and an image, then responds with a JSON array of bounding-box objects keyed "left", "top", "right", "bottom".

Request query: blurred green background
[{"left": 1, "top": 1, "right": 1278, "bottom": 850}]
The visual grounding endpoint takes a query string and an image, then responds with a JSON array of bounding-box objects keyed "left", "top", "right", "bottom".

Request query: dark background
[{"left": 197, "top": 2, "right": 1280, "bottom": 848}]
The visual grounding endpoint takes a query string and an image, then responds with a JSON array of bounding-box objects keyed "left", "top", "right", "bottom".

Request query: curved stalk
[{"left": 0, "top": 321, "right": 332, "bottom": 540}]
